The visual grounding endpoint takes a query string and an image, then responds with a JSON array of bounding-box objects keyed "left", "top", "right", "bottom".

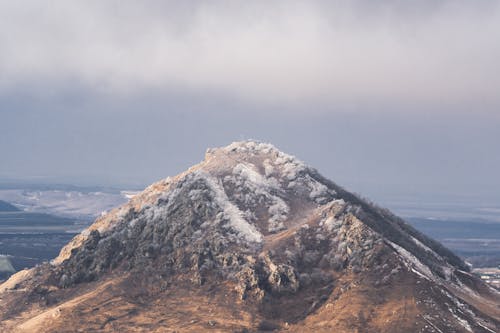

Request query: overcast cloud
[
  {"left": 1, "top": 0, "right": 500, "bottom": 110},
  {"left": 0, "top": 1, "right": 499, "bottom": 202}
]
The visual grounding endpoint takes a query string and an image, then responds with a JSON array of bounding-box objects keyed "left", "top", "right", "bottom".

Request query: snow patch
[
  {"left": 322, "top": 216, "right": 343, "bottom": 232},
  {"left": 450, "top": 312, "right": 473, "bottom": 332},
  {"left": 147, "top": 171, "right": 263, "bottom": 243},
  {"left": 233, "top": 163, "right": 279, "bottom": 189},
  {"left": 278, "top": 156, "right": 306, "bottom": 181},
  {"left": 223, "top": 140, "right": 276, "bottom": 155},
  {"left": 268, "top": 198, "right": 289, "bottom": 232},
  {"left": 307, "top": 177, "right": 331, "bottom": 203},
  {"left": 410, "top": 236, "right": 434, "bottom": 254},
  {"left": 476, "top": 322, "right": 497, "bottom": 333},
  {"left": 201, "top": 172, "right": 263, "bottom": 243},
  {"left": 410, "top": 236, "right": 444, "bottom": 261},
  {"left": 388, "top": 241, "right": 436, "bottom": 281},
  {"left": 263, "top": 159, "right": 275, "bottom": 177},
  {"left": 439, "top": 285, "right": 484, "bottom": 332},
  {"left": 309, "top": 181, "right": 328, "bottom": 199},
  {"left": 221, "top": 141, "right": 335, "bottom": 206},
  {"left": 230, "top": 163, "right": 289, "bottom": 232}
]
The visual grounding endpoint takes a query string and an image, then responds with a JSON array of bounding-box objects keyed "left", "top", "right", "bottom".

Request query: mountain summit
[{"left": 1, "top": 141, "right": 499, "bottom": 332}]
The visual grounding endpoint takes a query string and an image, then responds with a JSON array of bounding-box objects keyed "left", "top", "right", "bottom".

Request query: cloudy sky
[{"left": 1, "top": 1, "right": 499, "bottom": 200}]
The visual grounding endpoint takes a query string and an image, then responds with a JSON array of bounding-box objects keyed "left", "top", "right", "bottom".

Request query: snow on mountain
[{"left": 0, "top": 140, "right": 498, "bottom": 333}]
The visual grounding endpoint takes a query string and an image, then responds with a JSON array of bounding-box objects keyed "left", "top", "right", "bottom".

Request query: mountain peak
[
  {"left": 203, "top": 140, "right": 309, "bottom": 180},
  {"left": 1, "top": 141, "right": 499, "bottom": 332},
  {"left": 209, "top": 140, "right": 286, "bottom": 156}
]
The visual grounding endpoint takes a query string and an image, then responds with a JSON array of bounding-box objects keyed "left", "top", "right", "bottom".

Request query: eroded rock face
[{"left": 1, "top": 141, "right": 498, "bottom": 333}]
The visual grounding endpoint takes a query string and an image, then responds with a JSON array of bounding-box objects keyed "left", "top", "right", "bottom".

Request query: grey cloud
[{"left": 0, "top": 1, "right": 499, "bottom": 111}]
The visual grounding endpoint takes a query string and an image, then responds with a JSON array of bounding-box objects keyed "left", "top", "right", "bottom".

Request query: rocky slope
[{"left": 0, "top": 141, "right": 499, "bottom": 332}]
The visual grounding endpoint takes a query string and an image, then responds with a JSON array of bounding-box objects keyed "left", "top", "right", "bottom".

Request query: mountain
[
  {"left": 0, "top": 141, "right": 498, "bottom": 332},
  {"left": 0, "top": 200, "right": 19, "bottom": 212}
]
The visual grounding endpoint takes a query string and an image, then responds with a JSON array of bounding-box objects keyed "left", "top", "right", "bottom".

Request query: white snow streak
[
  {"left": 450, "top": 313, "right": 473, "bottom": 332},
  {"left": 201, "top": 172, "right": 263, "bottom": 243},
  {"left": 388, "top": 241, "right": 435, "bottom": 281}
]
